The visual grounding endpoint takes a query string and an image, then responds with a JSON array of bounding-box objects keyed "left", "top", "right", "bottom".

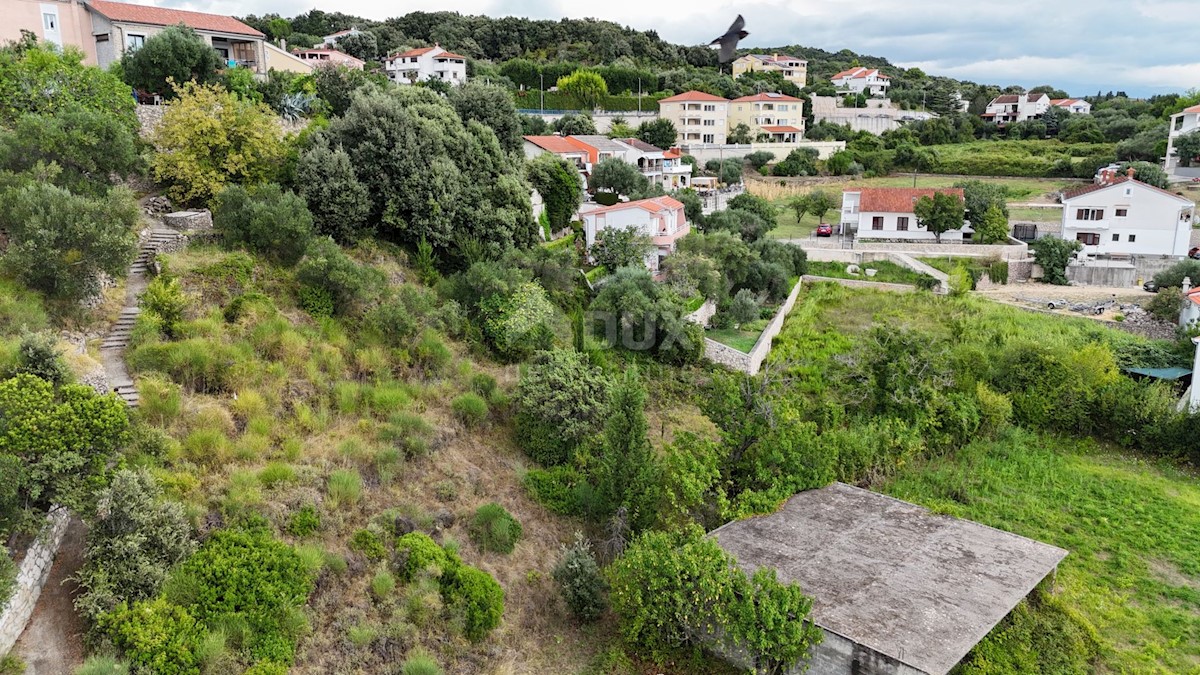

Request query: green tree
[
  {"left": 1030, "top": 237, "right": 1082, "bottom": 285},
  {"left": 636, "top": 118, "right": 677, "bottom": 150},
  {"left": 591, "top": 225, "right": 654, "bottom": 270},
  {"left": 150, "top": 81, "right": 286, "bottom": 205},
  {"left": 75, "top": 470, "right": 197, "bottom": 623},
  {"left": 553, "top": 534, "right": 607, "bottom": 622},
  {"left": 480, "top": 282, "right": 560, "bottom": 361},
  {"left": 120, "top": 25, "right": 222, "bottom": 97},
  {"left": 0, "top": 106, "right": 141, "bottom": 195},
  {"left": 554, "top": 113, "right": 597, "bottom": 135},
  {"left": 526, "top": 153, "right": 583, "bottom": 233},
  {"left": 0, "top": 41, "right": 135, "bottom": 128},
  {"left": 913, "top": 192, "right": 966, "bottom": 243},
  {"left": 744, "top": 151, "right": 775, "bottom": 170},
  {"left": 515, "top": 350, "right": 611, "bottom": 465},
  {"left": 0, "top": 180, "right": 137, "bottom": 303},
  {"left": 955, "top": 180, "right": 1009, "bottom": 230},
  {"left": 296, "top": 141, "right": 371, "bottom": 242},
  {"left": 557, "top": 70, "right": 608, "bottom": 110},
  {"left": 975, "top": 204, "right": 1011, "bottom": 244},
  {"left": 1174, "top": 130, "right": 1200, "bottom": 168},
  {"left": 596, "top": 369, "right": 659, "bottom": 531},
  {"left": 591, "top": 156, "right": 651, "bottom": 197},
  {"left": 804, "top": 189, "right": 837, "bottom": 223},
  {"left": 788, "top": 195, "right": 809, "bottom": 224},
  {"left": 728, "top": 193, "right": 777, "bottom": 230},
  {"left": 728, "top": 567, "right": 823, "bottom": 675},
  {"left": 212, "top": 184, "right": 315, "bottom": 266},
  {"left": 449, "top": 82, "right": 524, "bottom": 154},
  {"left": 336, "top": 32, "right": 378, "bottom": 61},
  {"left": 313, "top": 64, "right": 378, "bottom": 117},
  {"left": 1119, "top": 161, "right": 1170, "bottom": 189},
  {"left": 772, "top": 147, "right": 818, "bottom": 177},
  {"left": 728, "top": 123, "right": 755, "bottom": 144}
]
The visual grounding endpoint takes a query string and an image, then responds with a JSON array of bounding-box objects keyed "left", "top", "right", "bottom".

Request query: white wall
[
  {"left": 1167, "top": 112, "right": 1200, "bottom": 170},
  {"left": 679, "top": 141, "right": 845, "bottom": 164},
  {"left": 1061, "top": 182, "right": 1195, "bottom": 257}
]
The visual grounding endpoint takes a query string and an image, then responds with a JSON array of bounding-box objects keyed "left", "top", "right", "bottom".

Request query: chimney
[
  {"left": 1185, "top": 277, "right": 1193, "bottom": 295},
  {"left": 280, "top": 38, "right": 286, "bottom": 51},
  {"left": 1126, "top": 166, "right": 1136, "bottom": 179}
]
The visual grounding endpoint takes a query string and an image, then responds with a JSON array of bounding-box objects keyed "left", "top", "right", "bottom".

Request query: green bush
[
  {"left": 99, "top": 597, "right": 204, "bottom": 675},
  {"left": 0, "top": 545, "right": 16, "bottom": 611},
  {"left": 553, "top": 535, "right": 606, "bottom": 622},
  {"left": 451, "top": 393, "right": 489, "bottom": 427},
  {"left": 412, "top": 330, "right": 452, "bottom": 376},
  {"left": 988, "top": 260, "right": 1010, "bottom": 285},
  {"left": 296, "top": 238, "right": 385, "bottom": 317},
  {"left": 141, "top": 276, "right": 188, "bottom": 337},
  {"left": 297, "top": 285, "right": 334, "bottom": 319},
  {"left": 1147, "top": 287, "right": 1183, "bottom": 323},
  {"left": 7, "top": 331, "right": 70, "bottom": 385},
  {"left": 468, "top": 503, "right": 523, "bottom": 554},
  {"left": 399, "top": 648, "right": 443, "bottom": 675},
  {"left": 515, "top": 350, "right": 611, "bottom": 466},
  {"left": 286, "top": 505, "right": 321, "bottom": 538},
  {"left": 258, "top": 463, "right": 296, "bottom": 488},
  {"left": 74, "top": 656, "right": 130, "bottom": 675},
  {"left": 326, "top": 469, "right": 363, "bottom": 510},
  {"left": 522, "top": 466, "right": 585, "bottom": 516},
  {"left": 1151, "top": 259, "right": 1200, "bottom": 293},
  {"left": 350, "top": 529, "right": 388, "bottom": 561},
  {"left": 443, "top": 564, "right": 505, "bottom": 642},
  {"left": 213, "top": 184, "right": 314, "bottom": 267},
  {"left": 371, "top": 568, "right": 396, "bottom": 599},
  {"left": 137, "top": 375, "right": 183, "bottom": 427},
  {"left": 395, "top": 532, "right": 454, "bottom": 582}
]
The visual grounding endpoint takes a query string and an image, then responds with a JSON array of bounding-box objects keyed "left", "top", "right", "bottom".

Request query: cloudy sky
[{"left": 180, "top": 0, "right": 1196, "bottom": 96}]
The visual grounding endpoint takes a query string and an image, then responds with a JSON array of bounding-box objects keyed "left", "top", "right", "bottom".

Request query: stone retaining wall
[
  {"left": 703, "top": 278, "right": 806, "bottom": 375},
  {"left": 137, "top": 104, "right": 309, "bottom": 138},
  {"left": 685, "top": 299, "right": 717, "bottom": 327},
  {"left": 0, "top": 508, "right": 70, "bottom": 656}
]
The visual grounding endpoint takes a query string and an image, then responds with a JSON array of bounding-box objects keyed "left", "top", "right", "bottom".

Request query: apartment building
[
  {"left": 731, "top": 53, "right": 808, "bottom": 88},
  {"left": 384, "top": 44, "right": 467, "bottom": 85},
  {"left": 657, "top": 91, "right": 730, "bottom": 145},
  {"left": 729, "top": 92, "right": 805, "bottom": 143}
]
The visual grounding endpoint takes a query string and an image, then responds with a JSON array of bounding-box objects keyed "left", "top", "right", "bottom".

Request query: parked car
[{"left": 816, "top": 223, "right": 833, "bottom": 237}]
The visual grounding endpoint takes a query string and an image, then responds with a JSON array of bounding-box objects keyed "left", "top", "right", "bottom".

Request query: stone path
[
  {"left": 13, "top": 517, "right": 87, "bottom": 674},
  {"left": 99, "top": 228, "right": 180, "bottom": 407}
]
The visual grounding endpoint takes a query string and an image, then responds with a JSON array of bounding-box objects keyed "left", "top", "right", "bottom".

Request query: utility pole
[
  {"left": 540, "top": 72, "right": 544, "bottom": 112},
  {"left": 638, "top": 78, "right": 642, "bottom": 114}
]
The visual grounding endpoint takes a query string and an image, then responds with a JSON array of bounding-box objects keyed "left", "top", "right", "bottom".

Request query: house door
[{"left": 39, "top": 4, "right": 61, "bottom": 48}]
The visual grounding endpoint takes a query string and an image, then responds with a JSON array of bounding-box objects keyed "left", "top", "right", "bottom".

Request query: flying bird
[{"left": 710, "top": 14, "right": 748, "bottom": 64}]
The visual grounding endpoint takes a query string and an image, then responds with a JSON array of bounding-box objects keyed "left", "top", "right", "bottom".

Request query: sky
[{"left": 171, "top": 0, "right": 1197, "bottom": 97}]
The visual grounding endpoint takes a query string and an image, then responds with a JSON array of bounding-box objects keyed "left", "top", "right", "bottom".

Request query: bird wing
[
  {"left": 727, "top": 14, "right": 745, "bottom": 35},
  {"left": 718, "top": 39, "right": 737, "bottom": 63}
]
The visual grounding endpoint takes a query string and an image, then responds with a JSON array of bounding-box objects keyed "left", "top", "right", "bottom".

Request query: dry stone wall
[{"left": 0, "top": 508, "right": 70, "bottom": 656}]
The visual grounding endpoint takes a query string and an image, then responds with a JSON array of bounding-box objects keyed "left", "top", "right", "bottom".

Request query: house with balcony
[
  {"left": 581, "top": 196, "right": 691, "bottom": 274},
  {"left": 291, "top": 48, "right": 364, "bottom": 70},
  {"left": 614, "top": 138, "right": 665, "bottom": 186},
  {"left": 661, "top": 149, "right": 692, "bottom": 191},
  {"left": 729, "top": 93, "right": 805, "bottom": 143},
  {"left": 1059, "top": 167, "right": 1195, "bottom": 257},
  {"left": 1166, "top": 104, "right": 1200, "bottom": 173},
  {"left": 522, "top": 135, "right": 593, "bottom": 184},
  {"left": 981, "top": 93, "right": 1050, "bottom": 125},
  {"left": 1050, "top": 98, "right": 1092, "bottom": 115},
  {"left": 842, "top": 187, "right": 971, "bottom": 241},
  {"left": 384, "top": 44, "right": 467, "bottom": 86},
  {"left": 657, "top": 91, "right": 730, "bottom": 146},
  {"left": 731, "top": 53, "right": 808, "bottom": 88},
  {"left": 830, "top": 67, "right": 891, "bottom": 96}
]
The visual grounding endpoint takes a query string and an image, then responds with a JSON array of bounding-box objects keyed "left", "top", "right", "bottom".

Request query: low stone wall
[
  {"left": 686, "top": 299, "right": 717, "bottom": 327},
  {"left": 681, "top": 141, "right": 846, "bottom": 163},
  {"left": 704, "top": 337, "right": 754, "bottom": 372},
  {"left": 0, "top": 508, "right": 71, "bottom": 656},
  {"left": 800, "top": 275, "right": 919, "bottom": 293},
  {"left": 137, "top": 104, "right": 309, "bottom": 138},
  {"left": 889, "top": 253, "right": 949, "bottom": 294},
  {"left": 1066, "top": 263, "right": 1138, "bottom": 287},
  {"left": 703, "top": 278, "right": 805, "bottom": 376}
]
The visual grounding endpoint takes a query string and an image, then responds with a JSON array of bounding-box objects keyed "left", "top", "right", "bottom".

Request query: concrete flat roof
[{"left": 711, "top": 483, "right": 1068, "bottom": 675}]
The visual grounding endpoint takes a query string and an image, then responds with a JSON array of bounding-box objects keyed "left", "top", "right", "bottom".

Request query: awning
[
  {"left": 762, "top": 125, "right": 802, "bottom": 133},
  {"left": 1123, "top": 367, "right": 1192, "bottom": 381}
]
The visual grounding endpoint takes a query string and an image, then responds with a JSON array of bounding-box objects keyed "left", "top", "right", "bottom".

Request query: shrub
[
  {"left": 213, "top": 184, "right": 314, "bottom": 266},
  {"left": 350, "top": 529, "right": 388, "bottom": 561},
  {"left": 0, "top": 545, "right": 16, "bottom": 611},
  {"left": 286, "top": 505, "right": 321, "bottom": 538},
  {"left": 729, "top": 289, "right": 760, "bottom": 325},
  {"left": 150, "top": 82, "right": 285, "bottom": 205},
  {"left": 120, "top": 25, "right": 221, "bottom": 98},
  {"left": 744, "top": 150, "right": 775, "bottom": 170},
  {"left": 1152, "top": 259, "right": 1200, "bottom": 293},
  {"left": 553, "top": 534, "right": 606, "bottom": 622},
  {"left": 327, "top": 469, "right": 363, "bottom": 510},
  {"left": 399, "top": 648, "right": 443, "bottom": 675},
  {"left": 395, "top": 532, "right": 454, "bottom": 582},
  {"left": 412, "top": 330, "right": 452, "bottom": 376},
  {"left": 297, "top": 285, "right": 334, "bottom": 319},
  {"left": 523, "top": 466, "right": 585, "bottom": 516},
  {"left": 443, "top": 564, "right": 505, "bottom": 641},
  {"left": 515, "top": 351, "right": 611, "bottom": 466},
  {"left": 8, "top": 331, "right": 70, "bottom": 385},
  {"left": 141, "top": 277, "right": 188, "bottom": 338},
  {"left": 99, "top": 598, "right": 203, "bottom": 675},
  {"left": 988, "top": 260, "right": 1009, "bottom": 285},
  {"left": 1030, "top": 236, "right": 1082, "bottom": 286},
  {"left": 451, "top": 393, "right": 489, "bottom": 428},
  {"left": 371, "top": 568, "right": 397, "bottom": 599},
  {"left": 296, "top": 238, "right": 385, "bottom": 317},
  {"left": 468, "top": 503, "right": 523, "bottom": 554},
  {"left": 258, "top": 463, "right": 297, "bottom": 488},
  {"left": 1147, "top": 286, "right": 1183, "bottom": 323}
]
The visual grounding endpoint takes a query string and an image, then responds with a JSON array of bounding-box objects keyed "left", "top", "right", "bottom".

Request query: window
[
  {"left": 1128, "top": 234, "right": 1136, "bottom": 243},
  {"left": 872, "top": 216, "right": 884, "bottom": 230},
  {"left": 1112, "top": 233, "right": 1119, "bottom": 241},
  {"left": 702, "top": 134, "right": 714, "bottom": 143},
  {"left": 1076, "top": 233, "right": 1100, "bottom": 246},
  {"left": 1116, "top": 208, "right": 1128, "bottom": 217},
  {"left": 1177, "top": 117, "right": 1185, "bottom": 131},
  {"left": 42, "top": 12, "right": 56, "bottom": 31},
  {"left": 897, "top": 217, "right": 909, "bottom": 231},
  {"left": 1075, "top": 208, "right": 1104, "bottom": 221},
  {"left": 703, "top": 119, "right": 715, "bottom": 126},
  {"left": 126, "top": 34, "right": 145, "bottom": 50},
  {"left": 703, "top": 104, "right": 715, "bottom": 112}
]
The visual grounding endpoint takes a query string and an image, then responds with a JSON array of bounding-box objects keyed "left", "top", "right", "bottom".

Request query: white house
[
  {"left": 1059, "top": 168, "right": 1195, "bottom": 257},
  {"left": 384, "top": 45, "right": 467, "bottom": 85},
  {"left": 1050, "top": 98, "right": 1092, "bottom": 115},
  {"left": 1166, "top": 104, "right": 1200, "bottom": 173},
  {"left": 982, "top": 93, "right": 1050, "bottom": 125},
  {"left": 581, "top": 196, "right": 691, "bottom": 274},
  {"left": 830, "top": 67, "right": 891, "bottom": 96},
  {"left": 613, "top": 137, "right": 666, "bottom": 187},
  {"left": 321, "top": 27, "right": 363, "bottom": 46},
  {"left": 842, "top": 187, "right": 971, "bottom": 241}
]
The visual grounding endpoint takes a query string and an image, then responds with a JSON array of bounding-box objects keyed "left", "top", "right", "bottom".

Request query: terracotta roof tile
[
  {"left": 761, "top": 125, "right": 802, "bottom": 133},
  {"left": 1061, "top": 176, "right": 1194, "bottom": 203},
  {"left": 584, "top": 196, "right": 685, "bottom": 216},
  {"left": 85, "top": 0, "right": 263, "bottom": 37},
  {"left": 658, "top": 90, "right": 728, "bottom": 103},
  {"left": 850, "top": 187, "right": 964, "bottom": 213},
  {"left": 523, "top": 135, "right": 588, "bottom": 154},
  {"left": 1182, "top": 104, "right": 1200, "bottom": 114}
]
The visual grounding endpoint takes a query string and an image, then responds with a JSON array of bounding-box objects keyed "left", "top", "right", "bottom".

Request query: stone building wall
[{"left": 0, "top": 508, "right": 70, "bottom": 656}]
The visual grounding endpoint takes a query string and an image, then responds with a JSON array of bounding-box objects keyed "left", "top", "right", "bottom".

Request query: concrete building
[
  {"left": 729, "top": 92, "right": 805, "bottom": 143},
  {"left": 263, "top": 42, "right": 313, "bottom": 74},
  {"left": 731, "top": 53, "right": 808, "bottom": 88},
  {"left": 657, "top": 91, "right": 730, "bottom": 145},
  {"left": 830, "top": 67, "right": 891, "bottom": 96},
  {"left": 809, "top": 95, "right": 934, "bottom": 134},
  {"left": 0, "top": 0, "right": 267, "bottom": 74},
  {"left": 291, "top": 48, "right": 364, "bottom": 70},
  {"left": 842, "top": 187, "right": 971, "bottom": 241},
  {"left": 1050, "top": 98, "right": 1092, "bottom": 115},
  {"left": 1059, "top": 168, "right": 1195, "bottom": 258},
  {"left": 320, "top": 26, "right": 363, "bottom": 47},
  {"left": 384, "top": 45, "right": 467, "bottom": 86},
  {"left": 712, "top": 483, "right": 1068, "bottom": 675},
  {"left": 981, "top": 93, "right": 1050, "bottom": 125},
  {"left": 580, "top": 196, "right": 691, "bottom": 273},
  {"left": 1166, "top": 104, "right": 1200, "bottom": 173}
]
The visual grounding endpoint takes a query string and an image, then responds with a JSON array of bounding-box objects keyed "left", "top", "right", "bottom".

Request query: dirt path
[{"left": 14, "top": 518, "right": 88, "bottom": 674}]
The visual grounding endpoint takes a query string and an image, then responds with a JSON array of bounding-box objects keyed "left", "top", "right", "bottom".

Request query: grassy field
[
  {"left": 1009, "top": 205, "right": 1064, "bottom": 223},
  {"left": 705, "top": 327, "right": 760, "bottom": 353},
  {"left": 807, "top": 259, "right": 929, "bottom": 285},
  {"left": 883, "top": 432, "right": 1200, "bottom": 673}
]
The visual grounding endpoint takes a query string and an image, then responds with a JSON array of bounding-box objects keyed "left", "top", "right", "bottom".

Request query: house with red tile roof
[
  {"left": 0, "top": 0, "right": 267, "bottom": 74},
  {"left": 1059, "top": 167, "right": 1194, "bottom": 257},
  {"left": 1166, "top": 104, "right": 1200, "bottom": 174},
  {"left": 383, "top": 44, "right": 467, "bottom": 86},
  {"left": 291, "top": 48, "right": 364, "bottom": 70},
  {"left": 830, "top": 67, "right": 891, "bottom": 96},
  {"left": 981, "top": 93, "right": 1050, "bottom": 125},
  {"left": 731, "top": 53, "right": 808, "bottom": 87},
  {"left": 842, "top": 187, "right": 970, "bottom": 241},
  {"left": 1049, "top": 98, "right": 1091, "bottom": 115},
  {"left": 657, "top": 91, "right": 730, "bottom": 145},
  {"left": 580, "top": 197, "right": 691, "bottom": 273}
]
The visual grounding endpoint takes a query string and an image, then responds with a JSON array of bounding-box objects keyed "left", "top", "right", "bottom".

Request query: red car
[{"left": 816, "top": 223, "right": 834, "bottom": 237}]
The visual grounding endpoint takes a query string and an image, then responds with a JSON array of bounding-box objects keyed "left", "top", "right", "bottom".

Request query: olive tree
[{"left": 120, "top": 25, "right": 222, "bottom": 97}]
